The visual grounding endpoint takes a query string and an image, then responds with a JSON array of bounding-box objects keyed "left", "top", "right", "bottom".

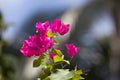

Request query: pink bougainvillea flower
[
  {"left": 51, "top": 19, "right": 61, "bottom": 33},
  {"left": 65, "top": 43, "right": 79, "bottom": 57},
  {"left": 20, "top": 35, "right": 42, "bottom": 57},
  {"left": 59, "top": 23, "right": 70, "bottom": 35},
  {"left": 50, "top": 19, "right": 70, "bottom": 35},
  {"left": 20, "top": 35, "right": 54, "bottom": 57},
  {"left": 40, "top": 35, "right": 54, "bottom": 49},
  {"left": 36, "top": 21, "right": 50, "bottom": 35}
]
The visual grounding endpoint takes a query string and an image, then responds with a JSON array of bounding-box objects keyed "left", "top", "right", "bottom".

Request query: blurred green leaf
[
  {"left": 53, "top": 55, "right": 63, "bottom": 63},
  {"left": 72, "top": 70, "right": 84, "bottom": 80},
  {"left": 63, "top": 60, "right": 70, "bottom": 64},
  {"left": 55, "top": 49, "right": 62, "bottom": 56},
  {"left": 75, "top": 70, "right": 83, "bottom": 75},
  {"left": 51, "top": 48, "right": 56, "bottom": 53},
  {"left": 72, "top": 74, "right": 84, "bottom": 80},
  {"left": 43, "top": 77, "right": 51, "bottom": 80},
  {"left": 47, "top": 65, "right": 53, "bottom": 73},
  {"left": 33, "top": 54, "right": 46, "bottom": 67},
  {"left": 49, "top": 69, "right": 74, "bottom": 80},
  {"left": 72, "top": 74, "right": 80, "bottom": 80},
  {"left": 39, "top": 67, "right": 51, "bottom": 80},
  {"left": 51, "top": 48, "right": 62, "bottom": 56},
  {"left": 0, "top": 54, "right": 16, "bottom": 80}
]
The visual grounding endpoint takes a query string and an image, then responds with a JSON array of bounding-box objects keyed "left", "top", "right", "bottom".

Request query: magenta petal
[
  {"left": 36, "top": 21, "right": 49, "bottom": 35},
  {"left": 59, "top": 24, "right": 70, "bottom": 35},
  {"left": 50, "top": 18, "right": 70, "bottom": 35},
  {"left": 20, "top": 35, "right": 54, "bottom": 57},
  {"left": 51, "top": 19, "right": 61, "bottom": 33},
  {"left": 65, "top": 43, "right": 79, "bottom": 57},
  {"left": 50, "top": 53, "right": 58, "bottom": 59}
]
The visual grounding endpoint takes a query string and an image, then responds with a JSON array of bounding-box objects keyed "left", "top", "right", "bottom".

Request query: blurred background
[{"left": 0, "top": 0, "right": 120, "bottom": 80}]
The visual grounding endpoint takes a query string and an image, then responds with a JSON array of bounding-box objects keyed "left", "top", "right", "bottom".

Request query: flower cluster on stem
[{"left": 20, "top": 19, "right": 84, "bottom": 80}]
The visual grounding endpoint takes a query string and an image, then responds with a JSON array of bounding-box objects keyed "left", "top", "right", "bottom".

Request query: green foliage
[
  {"left": 51, "top": 48, "right": 62, "bottom": 56},
  {"left": 0, "top": 13, "right": 7, "bottom": 33},
  {"left": 55, "top": 49, "right": 62, "bottom": 56},
  {"left": 39, "top": 68, "right": 51, "bottom": 80},
  {"left": 0, "top": 12, "right": 15, "bottom": 80},
  {"left": 53, "top": 55, "right": 63, "bottom": 63},
  {"left": 33, "top": 54, "right": 46, "bottom": 67},
  {"left": 0, "top": 55, "right": 16, "bottom": 80},
  {"left": 39, "top": 68, "right": 84, "bottom": 80},
  {"left": 72, "top": 70, "right": 84, "bottom": 80},
  {"left": 52, "top": 48, "right": 66, "bottom": 63},
  {"left": 25, "top": 18, "right": 85, "bottom": 80},
  {"left": 49, "top": 69, "right": 74, "bottom": 80},
  {"left": 32, "top": 49, "right": 84, "bottom": 80},
  {"left": 63, "top": 60, "right": 70, "bottom": 64},
  {"left": 75, "top": 70, "right": 83, "bottom": 74}
]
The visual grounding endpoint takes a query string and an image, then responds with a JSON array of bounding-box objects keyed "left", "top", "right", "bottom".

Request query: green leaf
[
  {"left": 72, "top": 70, "right": 84, "bottom": 80},
  {"left": 75, "top": 70, "right": 83, "bottom": 75},
  {"left": 43, "top": 77, "right": 50, "bottom": 80},
  {"left": 53, "top": 55, "right": 63, "bottom": 63},
  {"left": 47, "top": 65, "right": 53, "bottom": 73},
  {"left": 49, "top": 69, "right": 74, "bottom": 80},
  {"left": 39, "top": 69, "right": 50, "bottom": 80},
  {"left": 72, "top": 74, "right": 80, "bottom": 80},
  {"left": 63, "top": 60, "right": 70, "bottom": 64},
  {"left": 51, "top": 48, "right": 56, "bottom": 53},
  {"left": 72, "top": 74, "right": 84, "bottom": 80},
  {"left": 56, "top": 49, "right": 62, "bottom": 56},
  {"left": 51, "top": 48, "right": 62, "bottom": 56},
  {"left": 47, "top": 30, "right": 54, "bottom": 38},
  {"left": 33, "top": 54, "right": 46, "bottom": 67}
]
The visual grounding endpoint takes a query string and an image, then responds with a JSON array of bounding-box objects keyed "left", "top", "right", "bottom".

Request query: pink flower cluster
[
  {"left": 20, "top": 19, "right": 70, "bottom": 57},
  {"left": 36, "top": 19, "right": 70, "bottom": 36},
  {"left": 20, "top": 35, "right": 54, "bottom": 57},
  {"left": 20, "top": 19, "right": 80, "bottom": 58},
  {"left": 51, "top": 19, "right": 70, "bottom": 35}
]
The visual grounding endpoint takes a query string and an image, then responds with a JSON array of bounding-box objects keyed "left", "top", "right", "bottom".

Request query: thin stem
[
  {"left": 41, "top": 68, "right": 46, "bottom": 75},
  {"left": 0, "top": 67, "right": 3, "bottom": 80},
  {"left": 60, "top": 62, "right": 64, "bottom": 69},
  {"left": 69, "top": 57, "right": 73, "bottom": 62},
  {"left": 74, "top": 65, "right": 77, "bottom": 71},
  {"left": 0, "top": 42, "right": 2, "bottom": 56},
  {"left": 49, "top": 57, "right": 53, "bottom": 65},
  {"left": 48, "top": 50, "right": 54, "bottom": 65},
  {"left": 0, "top": 33, "right": 2, "bottom": 55},
  {"left": 0, "top": 38, "right": 2, "bottom": 56}
]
